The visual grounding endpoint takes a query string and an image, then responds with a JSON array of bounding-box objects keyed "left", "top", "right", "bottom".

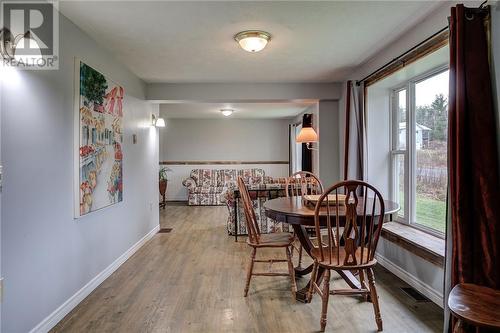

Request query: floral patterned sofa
[
  {"left": 224, "top": 182, "right": 293, "bottom": 236},
  {"left": 182, "top": 168, "right": 269, "bottom": 206}
]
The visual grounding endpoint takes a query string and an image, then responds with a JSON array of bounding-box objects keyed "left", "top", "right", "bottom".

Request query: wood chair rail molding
[{"left": 160, "top": 160, "right": 289, "bottom": 165}]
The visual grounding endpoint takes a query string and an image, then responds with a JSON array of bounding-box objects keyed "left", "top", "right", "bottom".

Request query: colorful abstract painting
[{"left": 76, "top": 61, "right": 124, "bottom": 217}]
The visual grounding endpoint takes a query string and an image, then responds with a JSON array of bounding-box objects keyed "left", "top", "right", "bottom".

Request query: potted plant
[{"left": 159, "top": 167, "right": 172, "bottom": 208}]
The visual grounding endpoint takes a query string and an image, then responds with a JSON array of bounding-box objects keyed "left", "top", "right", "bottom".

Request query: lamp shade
[{"left": 296, "top": 127, "right": 318, "bottom": 143}]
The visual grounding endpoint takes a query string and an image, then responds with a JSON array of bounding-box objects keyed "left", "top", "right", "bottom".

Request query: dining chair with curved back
[
  {"left": 285, "top": 171, "right": 324, "bottom": 268},
  {"left": 306, "top": 180, "right": 385, "bottom": 332},
  {"left": 285, "top": 171, "right": 323, "bottom": 198},
  {"left": 237, "top": 177, "right": 297, "bottom": 299}
]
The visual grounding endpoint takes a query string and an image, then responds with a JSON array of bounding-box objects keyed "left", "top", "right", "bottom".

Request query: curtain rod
[
  {"left": 356, "top": 1, "right": 489, "bottom": 86},
  {"left": 356, "top": 26, "right": 448, "bottom": 86}
]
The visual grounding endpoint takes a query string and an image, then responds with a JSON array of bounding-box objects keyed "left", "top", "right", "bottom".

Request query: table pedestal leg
[{"left": 292, "top": 224, "right": 368, "bottom": 303}]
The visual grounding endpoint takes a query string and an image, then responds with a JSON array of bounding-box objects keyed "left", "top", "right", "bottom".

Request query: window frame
[{"left": 389, "top": 65, "right": 449, "bottom": 238}]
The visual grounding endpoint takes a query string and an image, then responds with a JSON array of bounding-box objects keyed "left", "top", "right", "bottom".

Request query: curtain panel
[
  {"left": 448, "top": 4, "right": 500, "bottom": 331},
  {"left": 343, "top": 81, "right": 367, "bottom": 181}
]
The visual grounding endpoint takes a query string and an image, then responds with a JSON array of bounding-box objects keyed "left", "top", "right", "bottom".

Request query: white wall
[
  {"left": 147, "top": 82, "right": 342, "bottom": 102},
  {"left": 159, "top": 118, "right": 290, "bottom": 161},
  {"left": 376, "top": 238, "right": 444, "bottom": 304},
  {"left": 1, "top": 13, "right": 159, "bottom": 333},
  {"left": 365, "top": 85, "right": 392, "bottom": 198},
  {"left": 159, "top": 118, "right": 290, "bottom": 200},
  {"left": 318, "top": 101, "right": 341, "bottom": 187}
]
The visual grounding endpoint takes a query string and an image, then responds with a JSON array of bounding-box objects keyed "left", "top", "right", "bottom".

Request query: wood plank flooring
[{"left": 52, "top": 205, "right": 443, "bottom": 333}]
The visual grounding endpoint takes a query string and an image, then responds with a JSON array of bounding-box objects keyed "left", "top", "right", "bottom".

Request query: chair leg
[
  {"left": 367, "top": 268, "right": 383, "bottom": 331},
  {"left": 359, "top": 269, "right": 368, "bottom": 302},
  {"left": 307, "top": 261, "right": 318, "bottom": 302},
  {"left": 244, "top": 247, "right": 256, "bottom": 297},
  {"left": 285, "top": 246, "right": 297, "bottom": 300},
  {"left": 297, "top": 245, "right": 303, "bottom": 269},
  {"left": 320, "top": 269, "right": 331, "bottom": 332}
]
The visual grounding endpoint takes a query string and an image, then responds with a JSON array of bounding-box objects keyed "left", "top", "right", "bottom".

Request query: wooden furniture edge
[{"left": 381, "top": 222, "right": 445, "bottom": 267}]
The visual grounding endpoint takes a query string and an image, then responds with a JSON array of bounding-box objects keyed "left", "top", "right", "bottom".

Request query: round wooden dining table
[{"left": 264, "top": 196, "right": 400, "bottom": 303}]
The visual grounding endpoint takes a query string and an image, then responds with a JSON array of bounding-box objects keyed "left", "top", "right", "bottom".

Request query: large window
[{"left": 391, "top": 68, "right": 449, "bottom": 235}]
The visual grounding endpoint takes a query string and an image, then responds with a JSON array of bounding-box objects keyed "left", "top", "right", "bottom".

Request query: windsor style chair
[
  {"left": 306, "top": 180, "right": 385, "bottom": 332},
  {"left": 238, "top": 177, "right": 297, "bottom": 299},
  {"left": 285, "top": 171, "right": 324, "bottom": 269}
]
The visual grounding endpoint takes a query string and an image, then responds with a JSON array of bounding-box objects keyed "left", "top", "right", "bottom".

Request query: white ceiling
[
  {"left": 160, "top": 102, "right": 315, "bottom": 119},
  {"left": 59, "top": 1, "right": 443, "bottom": 83}
]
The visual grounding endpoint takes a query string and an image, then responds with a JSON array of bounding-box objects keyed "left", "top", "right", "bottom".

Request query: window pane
[
  {"left": 396, "top": 89, "right": 407, "bottom": 150},
  {"left": 414, "top": 70, "right": 449, "bottom": 233},
  {"left": 394, "top": 154, "right": 405, "bottom": 218}
]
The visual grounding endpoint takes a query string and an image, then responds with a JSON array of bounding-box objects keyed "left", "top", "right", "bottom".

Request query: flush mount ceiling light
[
  {"left": 220, "top": 109, "right": 234, "bottom": 117},
  {"left": 234, "top": 30, "right": 271, "bottom": 53}
]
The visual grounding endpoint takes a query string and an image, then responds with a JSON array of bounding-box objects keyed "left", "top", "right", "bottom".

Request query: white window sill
[{"left": 381, "top": 221, "right": 445, "bottom": 267}]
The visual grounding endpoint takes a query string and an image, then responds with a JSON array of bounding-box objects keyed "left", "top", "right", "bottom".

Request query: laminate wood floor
[{"left": 52, "top": 205, "right": 444, "bottom": 333}]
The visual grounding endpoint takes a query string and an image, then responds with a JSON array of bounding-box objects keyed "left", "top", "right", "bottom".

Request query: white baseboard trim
[
  {"left": 375, "top": 253, "right": 444, "bottom": 308},
  {"left": 30, "top": 224, "right": 160, "bottom": 333}
]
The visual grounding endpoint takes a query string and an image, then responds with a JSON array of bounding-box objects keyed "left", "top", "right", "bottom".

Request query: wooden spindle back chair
[
  {"left": 285, "top": 171, "right": 323, "bottom": 267},
  {"left": 237, "top": 176, "right": 261, "bottom": 245},
  {"left": 313, "top": 180, "right": 385, "bottom": 267},
  {"left": 237, "top": 177, "right": 297, "bottom": 298},
  {"left": 308, "top": 180, "right": 385, "bottom": 332},
  {"left": 285, "top": 171, "right": 323, "bottom": 198}
]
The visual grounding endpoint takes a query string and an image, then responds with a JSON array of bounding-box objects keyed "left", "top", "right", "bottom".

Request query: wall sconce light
[
  {"left": 0, "top": 28, "right": 16, "bottom": 61},
  {"left": 296, "top": 126, "right": 319, "bottom": 150},
  {"left": 0, "top": 29, "right": 42, "bottom": 63},
  {"left": 151, "top": 114, "right": 166, "bottom": 128}
]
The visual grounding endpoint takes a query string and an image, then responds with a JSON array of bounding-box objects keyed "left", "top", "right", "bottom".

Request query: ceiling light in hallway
[
  {"left": 234, "top": 30, "right": 271, "bottom": 53},
  {"left": 220, "top": 109, "right": 234, "bottom": 116}
]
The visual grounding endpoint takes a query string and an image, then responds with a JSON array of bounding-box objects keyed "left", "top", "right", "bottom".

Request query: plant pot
[
  {"left": 159, "top": 180, "right": 167, "bottom": 196},
  {"left": 159, "top": 180, "right": 167, "bottom": 209}
]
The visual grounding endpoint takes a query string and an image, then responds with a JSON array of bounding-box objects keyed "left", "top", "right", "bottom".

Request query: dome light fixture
[
  {"left": 220, "top": 109, "right": 234, "bottom": 117},
  {"left": 234, "top": 30, "right": 271, "bottom": 53}
]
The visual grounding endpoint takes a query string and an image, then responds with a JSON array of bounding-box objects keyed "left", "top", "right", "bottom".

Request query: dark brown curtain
[
  {"left": 301, "top": 113, "right": 313, "bottom": 172},
  {"left": 449, "top": 4, "right": 500, "bottom": 331}
]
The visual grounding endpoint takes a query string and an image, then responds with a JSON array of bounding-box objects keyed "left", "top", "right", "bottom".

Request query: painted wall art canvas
[{"left": 75, "top": 60, "right": 124, "bottom": 217}]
